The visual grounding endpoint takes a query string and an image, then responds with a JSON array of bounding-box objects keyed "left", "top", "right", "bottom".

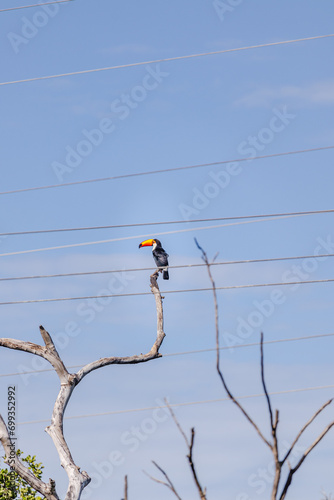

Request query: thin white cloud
[{"left": 235, "top": 80, "right": 334, "bottom": 108}]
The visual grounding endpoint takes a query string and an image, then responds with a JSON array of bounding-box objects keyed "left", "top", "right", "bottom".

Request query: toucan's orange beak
[{"left": 139, "top": 238, "right": 155, "bottom": 249}]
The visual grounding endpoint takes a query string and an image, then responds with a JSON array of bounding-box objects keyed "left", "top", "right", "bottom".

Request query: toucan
[{"left": 139, "top": 238, "right": 169, "bottom": 279}]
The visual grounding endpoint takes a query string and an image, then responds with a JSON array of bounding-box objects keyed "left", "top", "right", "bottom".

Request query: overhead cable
[
  {"left": 0, "top": 145, "right": 333, "bottom": 196},
  {"left": 0, "top": 213, "right": 323, "bottom": 258},
  {"left": 1, "top": 278, "right": 334, "bottom": 306},
  {"left": 1, "top": 252, "right": 334, "bottom": 282},
  {"left": 0, "top": 0, "right": 72, "bottom": 13},
  {"left": 17, "top": 384, "right": 334, "bottom": 425},
  {"left": 1, "top": 332, "right": 333, "bottom": 379},
  {"left": 1, "top": 34, "right": 334, "bottom": 86},
  {"left": 1, "top": 208, "right": 334, "bottom": 237}
]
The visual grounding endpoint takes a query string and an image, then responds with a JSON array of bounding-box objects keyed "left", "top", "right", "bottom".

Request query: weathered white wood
[
  {"left": 40, "top": 325, "right": 70, "bottom": 384},
  {"left": 45, "top": 383, "right": 90, "bottom": 500},
  {"left": 76, "top": 270, "right": 165, "bottom": 383},
  {"left": 0, "top": 273, "right": 166, "bottom": 500}
]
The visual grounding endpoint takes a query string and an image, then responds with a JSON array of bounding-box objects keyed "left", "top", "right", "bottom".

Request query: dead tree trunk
[{"left": 0, "top": 271, "right": 165, "bottom": 500}]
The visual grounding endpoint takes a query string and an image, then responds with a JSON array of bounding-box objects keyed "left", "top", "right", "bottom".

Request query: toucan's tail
[{"left": 163, "top": 269, "right": 169, "bottom": 280}]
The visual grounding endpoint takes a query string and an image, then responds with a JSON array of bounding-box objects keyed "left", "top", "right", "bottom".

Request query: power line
[
  {"left": 1, "top": 252, "right": 334, "bottom": 282},
  {"left": 0, "top": 0, "right": 72, "bottom": 13},
  {"left": 1, "top": 34, "right": 334, "bottom": 87},
  {"left": 164, "top": 332, "right": 334, "bottom": 357},
  {"left": 17, "top": 384, "right": 334, "bottom": 425},
  {"left": 1, "top": 278, "right": 334, "bottom": 306},
  {"left": 0, "top": 145, "right": 333, "bottom": 196},
  {"left": 0, "top": 213, "right": 325, "bottom": 258},
  {"left": 1, "top": 207, "right": 334, "bottom": 237},
  {"left": 1, "top": 332, "right": 333, "bottom": 379}
]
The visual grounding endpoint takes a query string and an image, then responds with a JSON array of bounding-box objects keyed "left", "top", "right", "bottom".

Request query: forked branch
[
  {"left": 0, "top": 272, "right": 166, "bottom": 500},
  {"left": 281, "top": 398, "right": 333, "bottom": 465},
  {"left": 147, "top": 398, "right": 206, "bottom": 500},
  {"left": 165, "top": 399, "right": 207, "bottom": 500},
  {"left": 279, "top": 420, "right": 334, "bottom": 500},
  {"left": 194, "top": 238, "right": 272, "bottom": 450},
  {"left": 195, "top": 239, "right": 334, "bottom": 500},
  {"left": 144, "top": 461, "right": 182, "bottom": 500}
]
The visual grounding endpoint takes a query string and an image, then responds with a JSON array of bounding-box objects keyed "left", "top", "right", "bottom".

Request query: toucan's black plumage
[
  {"left": 152, "top": 239, "right": 169, "bottom": 280},
  {"left": 138, "top": 238, "right": 169, "bottom": 279}
]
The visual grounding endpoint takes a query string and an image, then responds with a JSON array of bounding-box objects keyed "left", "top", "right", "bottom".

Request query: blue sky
[{"left": 1, "top": 1, "right": 334, "bottom": 499}]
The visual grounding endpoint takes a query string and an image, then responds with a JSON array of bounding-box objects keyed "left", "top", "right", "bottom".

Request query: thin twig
[
  {"left": 164, "top": 397, "right": 189, "bottom": 447},
  {"left": 144, "top": 461, "right": 182, "bottom": 500},
  {"left": 164, "top": 398, "right": 206, "bottom": 500},
  {"left": 281, "top": 398, "right": 333, "bottom": 465},
  {"left": 259, "top": 332, "right": 281, "bottom": 500},
  {"left": 122, "top": 475, "right": 128, "bottom": 500},
  {"left": 196, "top": 238, "right": 334, "bottom": 500},
  {"left": 195, "top": 238, "right": 272, "bottom": 450},
  {"left": 188, "top": 428, "right": 207, "bottom": 500},
  {"left": 279, "top": 421, "right": 334, "bottom": 500},
  {"left": 260, "top": 332, "right": 274, "bottom": 429}
]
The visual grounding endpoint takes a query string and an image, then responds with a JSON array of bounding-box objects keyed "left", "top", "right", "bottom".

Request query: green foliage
[{"left": 0, "top": 450, "right": 45, "bottom": 500}]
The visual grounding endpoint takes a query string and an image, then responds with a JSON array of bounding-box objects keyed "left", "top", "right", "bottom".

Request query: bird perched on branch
[{"left": 139, "top": 238, "right": 169, "bottom": 279}]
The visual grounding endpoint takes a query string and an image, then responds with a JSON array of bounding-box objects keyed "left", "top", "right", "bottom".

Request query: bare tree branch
[
  {"left": 0, "top": 338, "right": 46, "bottom": 358},
  {"left": 0, "top": 326, "right": 70, "bottom": 385},
  {"left": 45, "top": 382, "right": 90, "bottom": 500},
  {"left": 320, "top": 490, "right": 334, "bottom": 500},
  {"left": 281, "top": 398, "right": 333, "bottom": 465},
  {"left": 187, "top": 428, "right": 207, "bottom": 500},
  {"left": 259, "top": 332, "right": 281, "bottom": 499},
  {"left": 121, "top": 475, "right": 128, "bottom": 500},
  {"left": 76, "top": 271, "right": 165, "bottom": 383},
  {"left": 0, "top": 272, "right": 166, "bottom": 500},
  {"left": 279, "top": 421, "right": 334, "bottom": 500},
  {"left": 144, "top": 461, "right": 182, "bottom": 500},
  {"left": 150, "top": 270, "right": 165, "bottom": 342},
  {"left": 164, "top": 398, "right": 189, "bottom": 448},
  {"left": 196, "top": 239, "right": 334, "bottom": 500},
  {"left": 40, "top": 325, "right": 70, "bottom": 382},
  {"left": 271, "top": 408, "right": 281, "bottom": 500},
  {"left": 260, "top": 332, "right": 274, "bottom": 429},
  {"left": 164, "top": 399, "right": 206, "bottom": 500},
  {"left": 195, "top": 238, "right": 272, "bottom": 450}
]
